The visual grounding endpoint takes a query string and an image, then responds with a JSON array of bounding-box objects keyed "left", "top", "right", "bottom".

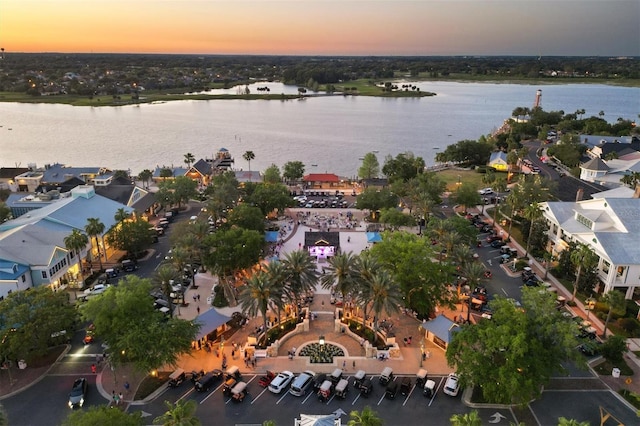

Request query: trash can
[{"left": 612, "top": 367, "right": 621, "bottom": 378}]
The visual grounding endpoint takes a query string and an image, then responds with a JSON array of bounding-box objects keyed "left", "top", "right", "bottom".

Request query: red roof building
[{"left": 303, "top": 173, "right": 340, "bottom": 187}]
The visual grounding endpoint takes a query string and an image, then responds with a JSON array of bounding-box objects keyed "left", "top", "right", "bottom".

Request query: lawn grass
[
  {"left": 619, "top": 389, "right": 640, "bottom": 409},
  {"left": 593, "top": 358, "right": 634, "bottom": 376},
  {"left": 134, "top": 371, "right": 170, "bottom": 400},
  {"left": 434, "top": 169, "right": 487, "bottom": 191}
]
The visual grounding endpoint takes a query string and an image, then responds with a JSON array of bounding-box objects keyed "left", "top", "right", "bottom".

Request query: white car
[
  {"left": 268, "top": 371, "right": 294, "bottom": 394},
  {"left": 478, "top": 187, "right": 493, "bottom": 195},
  {"left": 443, "top": 373, "right": 460, "bottom": 396}
]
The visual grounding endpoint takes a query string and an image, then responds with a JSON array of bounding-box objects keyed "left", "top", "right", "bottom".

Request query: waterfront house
[
  {"left": 540, "top": 195, "right": 640, "bottom": 299},
  {"left": 488, "top": 151, "right": 509, "bottom": 172},
  {"left": 303, "top": 173, "right": 340, "bottom": 189}
]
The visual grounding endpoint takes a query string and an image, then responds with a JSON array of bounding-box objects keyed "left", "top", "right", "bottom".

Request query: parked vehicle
[
  {"left": 385, "top": 381, "right": 398, "bottom": 399},
  {"left": 317, "top": 380, "right": 333, "bottom": 402},
  {"left": 335, "top": 378, "right": 349, "bottom": 399},
  {"left": 258, "top": 371, "right": 276, "bottom": 388},
  {"left": 352, "top": 370, "right": 366, "bottom": 388},
  {"left": 225, "top": 365, "right": 241, "bottom": 380},
  {"left": 416, "top": 369, "right": 428, "bottom": 387},
  {"left": 222, "top": 377, "right": 237, "bottom": 396},
  {"left": 379, "top": 367, "right": 393, "bottom": 385},
  {"left": 358, "top": 378, "right": 373, "bottom": 397},
  {"left": 423, "top": 379, "right": 436, "bottom": 398},
  {"left": 268, "top": 371, "right": 294, "bottom": 394},
  {"left": 329, "top": 368, "right": 343, "bottom": 384},
  {"left": 121, "top": 259, "right": 136, "bottom": 272},
  {"left": 230, "top": 381, "right": 248, "bottom": 402},
  {"left": 443, "top": 373, "right": 460, "bottom": 396},
  {"left": 490, "top": 239, "right": 507, "bottom": 248},
  {"left": 289, "top": 371, "right": 316, "bottom": 397},
  {"left": 168, "top": 368, "right": 186, "bottom": 388},
  {"left": 195, "top": 370, "right": 223, "bottom": 393},
  {"left": 400, "top": 377, "right": 412, "bottom": 396},
  {"left": 312, "top": 373, "right": 327, "bottom": 392}
]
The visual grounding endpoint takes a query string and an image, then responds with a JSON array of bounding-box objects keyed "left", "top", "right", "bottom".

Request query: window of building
[
  {"left": 617, "top": 266, "right": 626, "bottom": 277},
  {"left": 603, "top": 260, "right": 610, "bottom": 274},
  {"left": 41, "top": 271, "right": 47, "bottom": 279},
  {"left": 576, "top": 213, "right": 593, "bottom": 230},
  {"left": 21, "top": 274, "right": 26, "bottom": 282}
]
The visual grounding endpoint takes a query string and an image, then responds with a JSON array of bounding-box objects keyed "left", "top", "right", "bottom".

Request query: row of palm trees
[{"left": 63, "top": 208, "right": 133, "bottom": 286}]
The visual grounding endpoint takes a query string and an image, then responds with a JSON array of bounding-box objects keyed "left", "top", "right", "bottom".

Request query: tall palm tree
[
  {"left": 64, "top": 229, "right": 89, "bottom": 284},
  {"left": 354, "top": 252, "right": 382, "bottom": 327},
  {"left": 320, "top": 251, "right": 358, "bottom": 301},
  {"left": 114, "top": 207, "right": 131, "bottom": 224},
  {"left": 153, "top": 399, "right": 201, "bottom": 426},
  {"left": 522, "top": 202, "right": 542, "bottom": 257},
  {"left": 451, "top": 245, "right": 474, "bottom": 273},
  {"left": 138, "top": 169, "right": 153, "bottom": 188},
  {"left": 243, "top": 151, "right": 255, "bottom": 171},
  {"left": 85, "top": 218, "right": 105, "bottom": 271},
  {"left": 569, "top": 244, "right": 597, "bottom": 302},
  {"left": 601, "top": 290, "right": 626, "bottom": 338},
  {"left": 153, "top": 264, "right": 181, "bottom": 303},
  {"left": 238, "top": 270, "right": 277, "bottom": 338},
  {"left": 348, "top": 406, "right": 383, "bottom": 426},
  {"left": 183, "top": 152, "right": 195, "bottom": 169},
  {"left": 449, "top": 410, "right": 482, "bottom": 426},
  {"left": 282, "top": 250, "right": 318, "bottom": 315},
  {"left": 261, "top": 260, "right": 287, "bottom": 324},
  {"left": 439, "top": 231, "right": 461, "bottom": 264},
  {"left": 369, "top": 270, "right": 401, "bottom": 329}
]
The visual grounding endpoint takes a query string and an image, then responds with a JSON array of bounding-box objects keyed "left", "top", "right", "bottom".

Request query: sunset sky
[{"left": 2, "top": 0, "right": 639, "bottom": 56}]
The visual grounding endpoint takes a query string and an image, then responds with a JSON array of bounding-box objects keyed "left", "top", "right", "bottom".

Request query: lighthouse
[{"left": 533, "top": 89, "right": 542, "bottom": 109}]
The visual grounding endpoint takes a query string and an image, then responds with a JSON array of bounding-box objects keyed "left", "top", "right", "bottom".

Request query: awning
[
  {"left": 194, "top": 308, "right": 231, "bottom": 340},
  {"left": 366, "top": 232, "right": 382, "bottom": 243},
  {"left": 421, "top": 314, "right": 459, "bottom": 345}
]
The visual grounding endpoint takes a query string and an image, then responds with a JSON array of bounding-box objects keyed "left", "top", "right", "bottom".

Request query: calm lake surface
[{"left": 0, "top": 82, "right": 638, "bottom": 177}]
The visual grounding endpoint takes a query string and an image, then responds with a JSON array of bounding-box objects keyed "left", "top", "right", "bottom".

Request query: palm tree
[
  {"left": 369, "top": 270, "right": 401, "bottom": 329},
  {"left": 449, "top": 410, "right": 482, "bottom": 426},
  {"left": 601, "top": 290, "right": 626, "bottom": 338},
  {"left": 85, "top": 218, "right": 105, "bottom": 271},
  {"left": 153, "top": 399, "right": 200, "bottom": 426},
  {"left": 138, "top": 169, "right": 153, "bottom": 188},
  {"left": 243, "top": 151, "right": 255, "bottom": 171},
  {"left": 282, "top": 250, "right": 318, "bottom": 315},
  {"left": 261, "top": 260, "right": 287, "bottom": 323},
  {"left": 320, "top": 251, "right": 358, "bottom": 301},
  {"left": 557, "top": 417, "right": 589, "bottom": 426},
  {"left": 439, "top": 231, "right": 461, "bottom": 263},
  {"left": 353, "top": 252, "right": 383, "bottom": 328},
  {"left": 348, "top": 406, "right": 382, "bottom": 426},
  {"left": 522, "top": 202, "right": 542, "bottom": 257},
  {"left": 451, "top": 245, "right": 474, "bottom": 273},
  {"left": 569, "top": 244, "right": 597, "bottom": 302},
  {"left": 152, "top": 264, "right": 181, "bottom": 303},
  {"left": 238, "top": 270, "right": 277, "bottom": 339},
  {"left": 183, "top": 153, "right": 195, "bottom": 169},
  {"left": 64, "top": 229, "right": 89, "bottom": 285},
  {"left": 114, "top": 207, "right": 131, "bottom": 224}
]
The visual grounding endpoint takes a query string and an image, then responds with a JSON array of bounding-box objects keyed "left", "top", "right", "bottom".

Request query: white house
[{"left": 540, "top": 196, "right": 640, "bottom": 299}]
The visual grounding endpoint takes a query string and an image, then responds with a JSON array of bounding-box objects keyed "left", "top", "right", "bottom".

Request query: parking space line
[
  {"left": 402, "top": 384, "right": 416, "bottom": 406},
  {"left": 199, "top": 382, "right": 225, "bottom": 405},
  {"left": 501, "top": 288, "right": 509, "bottom": 296},
  {"left": 351, "top": 392, "right": 361, "bottom": 405},
  {"left": 301, "top": 391, "right": 314, "bottom": 404},
  {"left": 428, "top": 377, "right": 445, "bottom": 407},
  {"left": 250, "top": 387, "right": 269, "bottom": 405},
  {"left": 177, "top": 387, "right": 195, "bottom": 402},
  {"left": 326, "top": 394, "right": 336, "bottom": 405},
  {"left": 276, "top": 391, "right": 289, "bottom": 405}
]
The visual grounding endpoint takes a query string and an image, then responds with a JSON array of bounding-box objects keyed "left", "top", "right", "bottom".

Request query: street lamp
[
  {"left": 319, "top": 335, "right": 325, "bottom": 346},
  {"left": 586, "top": 296, "right": 596, "bottom": 320}
]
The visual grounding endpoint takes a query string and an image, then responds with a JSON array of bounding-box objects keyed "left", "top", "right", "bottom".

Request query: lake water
[{"left": 0, "top": 82, "right": 638, "bottom": 178}]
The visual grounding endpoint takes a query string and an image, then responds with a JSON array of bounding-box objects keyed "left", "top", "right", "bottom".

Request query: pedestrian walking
[
  {"left": 197, "top": 294, "right": 200, "bottom": 301},
  {"left": 124, "top": 381, "right": 130, "bottom": 393},
  {"left": 488, "top": 259, "right": 492, "bottom": 266},
  {"left": 119, "top": 392, "right": 123, "bottom": 404},
  {"left": 342, "top": 360, "right": 346, "bottom": 371},
  {"left": 112, "top": 390, "right": 117, "bottom": 405},
  {"left": 353, "top": 361, "right": 356, "bottom": 369},
  {"left": 196, "top": 306, "right": 200, "bottom": 315},
  {"left": 193, "top": 294, "right": 197, "bottom": 302},
  {"left": 231, "top": 349, "right": 235, "bottom": 359},
  {"left": 91, "top": 363, "right": 96, "bottom": 374}
]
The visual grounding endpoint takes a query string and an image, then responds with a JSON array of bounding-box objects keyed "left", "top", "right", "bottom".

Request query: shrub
[
  {"left": 617, "top": 318, "right": 640, "bottom": 335},
  {"left": 600, "top": 335, "right": 627, "bottom": 363}
]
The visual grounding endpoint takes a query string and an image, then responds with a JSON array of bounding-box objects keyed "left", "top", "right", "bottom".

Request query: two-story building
[
  {"left": 540, "top": 195, "right": 640, "bottom": 299},
  {"left": 0, "top": 186, "right": 133, "bottom": 298}
]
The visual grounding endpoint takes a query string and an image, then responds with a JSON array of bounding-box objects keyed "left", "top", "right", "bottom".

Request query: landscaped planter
[{"left": 299, "top": 343, "right": 345, "bottom": 363}]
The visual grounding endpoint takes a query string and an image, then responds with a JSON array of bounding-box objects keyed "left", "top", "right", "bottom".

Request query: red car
[{"left": 258, "top": 371, "right": 276, "bottom": 387}]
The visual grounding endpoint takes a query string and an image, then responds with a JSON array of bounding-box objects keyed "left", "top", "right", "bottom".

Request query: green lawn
[{"left": 434, "top": 169, "right": 488, "bottom": 191}]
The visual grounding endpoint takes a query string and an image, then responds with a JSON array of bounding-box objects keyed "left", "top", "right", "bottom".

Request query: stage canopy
[{"left": 366, "top": 232, "right": 382, "bottom": 243}]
